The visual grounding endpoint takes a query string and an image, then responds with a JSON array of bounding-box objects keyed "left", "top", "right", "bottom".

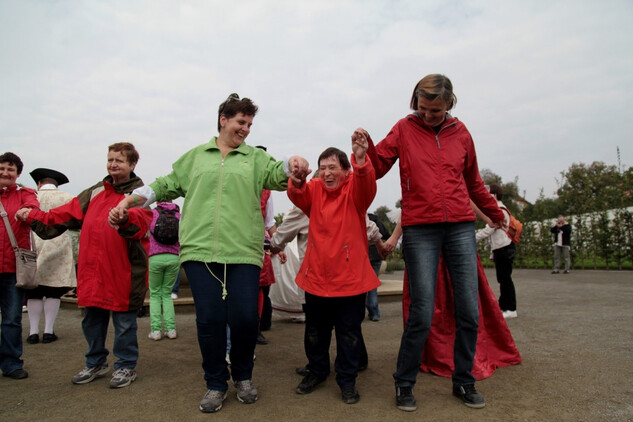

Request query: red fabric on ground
[{"left": 402, "top": 255, "right": 522, "bottom": 380}]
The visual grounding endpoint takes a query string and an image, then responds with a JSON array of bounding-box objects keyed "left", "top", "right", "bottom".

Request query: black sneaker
[
  {"left": 296, "top": 372, "right": 326, "bottom": 394},
  {"left": 341, "top": 385, "right": 360, "bottom": 404},
  {"left": 551, "top": 270, "right": 559, "bottom": 274},
  {"left": 395, "top": 386, "right": 417, "bottom": 411},
  {"left": 453, "top": 384, "right": 485, "bottom": 409}
]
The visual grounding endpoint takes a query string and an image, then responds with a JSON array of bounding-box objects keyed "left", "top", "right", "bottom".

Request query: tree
[{"left": 373, "top": 205, "right": 395, "bottom": 233}]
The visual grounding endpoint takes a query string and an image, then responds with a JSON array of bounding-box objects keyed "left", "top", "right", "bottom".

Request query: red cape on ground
[{"left": 402, "top": 255, "right": 522, "bottom": 380}]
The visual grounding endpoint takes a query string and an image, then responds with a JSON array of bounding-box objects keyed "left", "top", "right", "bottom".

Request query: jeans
[
  {"left": 82, "top": 307, "right": 139, "bottom": 370},
  {"left": 365, "top": 259, "right": 382, "bottom": 320},
  {"left": 494, "top": 243, "right": 517, "bottom": 311},
  {"left": 183, "top": 261, "right": 260, "bottom": 392},
  {"left": 304, "top": 292, "right": 366, "bottom": 388},
  {"left": 148, "top": 254, "right": 180, "bottom": 331},
  {"left": 553, "top": 245, "right": 570, "bottom": 272},
  {"left": 0, "top": 273, "right": 25, "bottom": 374},
  {"left": 394, "top": 222, "right": 479, "bottom": 387}
]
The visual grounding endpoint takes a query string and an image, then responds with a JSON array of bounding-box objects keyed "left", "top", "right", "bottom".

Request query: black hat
[{"left": 30, "top": 168, "right": 69, "bottom": 186}]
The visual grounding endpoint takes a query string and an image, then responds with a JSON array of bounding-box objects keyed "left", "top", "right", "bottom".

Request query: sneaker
[
  {"left": 71, "top": 363, "right": 109, "bottom": 384},
  {"left": 502, "top": 310, "right": 518, "bottom": 319},
  {"left": 22, "top": 305, "right": 27, "bottom": 313},
  {"left": 551, "top": 270, "right": 560, "bottom": 274},
  {"left": 3, "top": 368, "right": 28, "bottom": 380},
  {"left": 200, "top": 389, "right": 227, "bottom": 413},
  {"left": 165, "top": 329, "right": 177, "bottom": 339},
  {"left": 453, "top": 384, "right": 485, "bottom": 409},
  {"left": 235, "top": 379, "right": 258, "bottom": 404},
  {"left": 341, "top": 385, "right": 360, "bottom": 404},
  {"left": 563, "top": 270, "right": 570, "bottom": 274},
  {"left": 148, "top": 331, "right": 162, "bottom": 341},
  {"left": 396, "top": 386, "right": 417, "bottom": 411},
  {"left": 171, "top": 292, "right": 178, "bottom": 299},
  {"left": 109, "top": 368, "right": 137, "bottom": 388},
  {"left": 256, "top": 332, "right": 269, "bottom": 345},
  {"left": 296, "top": 372, "right": 326, "bottom": 394}
]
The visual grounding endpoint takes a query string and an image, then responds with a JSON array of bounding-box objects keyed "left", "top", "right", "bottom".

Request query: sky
[{"left": 2, "top": 0, "right": 632, "bottom": 216}]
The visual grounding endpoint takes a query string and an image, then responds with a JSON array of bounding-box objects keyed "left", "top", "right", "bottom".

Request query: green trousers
[{"left": 148, "top": 253, "right": 180, "bottom": 331}]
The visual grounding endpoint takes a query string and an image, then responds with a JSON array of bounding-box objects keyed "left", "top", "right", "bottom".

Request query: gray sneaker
[
  {"left": 71, "top": 363, "right": 109, "bottom": 384},
  {"left": 235, "top": 379, "right": 258, "bottom": 404},
  {"left": 200, "top": 389, "right": 227, "bottom": 413},
  {"left": 109, "top": 368, "right": 137, "bottom": 388}
]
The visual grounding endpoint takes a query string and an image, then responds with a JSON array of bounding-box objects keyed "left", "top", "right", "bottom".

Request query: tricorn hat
[{"left": 29, "top": 168, "right": 69, "bottom": 186}]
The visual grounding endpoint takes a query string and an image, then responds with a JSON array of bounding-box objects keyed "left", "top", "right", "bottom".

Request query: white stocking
[
  {"left": 43, "top": 298, "right": 61, "bottom": 334},
  {"left": 27, "top": 298, "right": 43, "bottom": 336}
]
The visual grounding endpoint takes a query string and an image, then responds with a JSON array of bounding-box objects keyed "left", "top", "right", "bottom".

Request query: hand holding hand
[
  {"left": 108, "top": 206, "right": 129, "bottom": 228},
  {"left": 277, "top": 251, "right": 288, "bottom": 264},
  {"left": 351, "top": 129, "right": 368, "bottom": 164},
  {"left": 289, "top": 155, "right": 311, "bottom": 188},
  {"left": 14, "top": 208, "right": 32, "bottom": 222}
]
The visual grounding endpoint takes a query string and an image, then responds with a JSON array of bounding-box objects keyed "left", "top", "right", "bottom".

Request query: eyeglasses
[{"left": 219, "top": 93, "right": 240, "bottom": 114}]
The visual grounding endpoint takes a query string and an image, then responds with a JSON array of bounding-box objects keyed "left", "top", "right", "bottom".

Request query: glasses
[{"left": 219, "top": 93, "right": 240, "bottom": 114}]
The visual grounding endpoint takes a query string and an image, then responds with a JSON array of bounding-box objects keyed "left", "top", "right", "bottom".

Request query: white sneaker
[
  {"left": 502, "top": 310, "right": 518, "bottom": 319},
  {"left": 171, "top": 293, "right": 178, "bottom": 299},
  {"left": 165, "top": 329, "right": 177, "bottom": 339},
  {"left": 148, "top": 331, "right": 162, "bottom": 341}
]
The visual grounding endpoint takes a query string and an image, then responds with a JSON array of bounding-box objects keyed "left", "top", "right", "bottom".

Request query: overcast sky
[{"left": 2, "top": 0, "right": 632, "bottom": 215}]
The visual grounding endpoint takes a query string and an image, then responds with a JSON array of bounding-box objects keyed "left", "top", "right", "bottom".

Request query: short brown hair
[
  {"left": 0, "top": 152, "right": 24, "bottom": 174},
  {"left": 410, "top": 74, "right": 457, "bottom": 111},
  {"left": 489, "top": 184, "right": 503, "bottom": 201},
  {"left": 217, "top": 93, "right": 259, "bottom": 132},
  {"left": 108, "top": 142, "right": 139, "bottom": 165}
]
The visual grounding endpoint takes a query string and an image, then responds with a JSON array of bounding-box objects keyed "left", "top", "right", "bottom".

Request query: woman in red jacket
[
  {"left": 287, "top": 138, "right": 379, "bottom": 405},
  {"left": 358, "top": 74, "right": 505, "bottom": 411},
  {"left": 0, "top": 152, "right": 39, "bottom": 380}
]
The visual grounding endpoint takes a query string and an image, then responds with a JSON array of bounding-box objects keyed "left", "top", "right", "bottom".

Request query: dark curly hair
[{"left": 0, "top": 152, "right": 24, "bottom": 174}]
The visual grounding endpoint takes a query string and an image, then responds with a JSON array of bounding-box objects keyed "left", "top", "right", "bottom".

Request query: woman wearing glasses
[{"left": 111, "top": 94, "right": 310, "bottom": 413}]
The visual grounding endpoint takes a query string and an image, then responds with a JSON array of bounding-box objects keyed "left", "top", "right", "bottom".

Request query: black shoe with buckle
[
  {"left": 395, "top": 386, "right": 417, "bottom": 411},
  {"left": 341, "top": 385, "right": 360, "bottom": 404},
  {"left": 296, "top": 372, "right": 326, "bottom": 394},
  {"left": 453, "top": 384, "right": 485, "bottom": 409}
]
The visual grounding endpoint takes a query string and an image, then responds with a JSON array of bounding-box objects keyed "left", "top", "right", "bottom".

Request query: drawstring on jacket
[{"left": 204, "top": 262, "right": 228, "bottom": 300}]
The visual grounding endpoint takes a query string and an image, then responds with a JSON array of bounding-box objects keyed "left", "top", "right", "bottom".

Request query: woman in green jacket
[{"left": 111, "top": 93, "right": 310, "bottom": 414}]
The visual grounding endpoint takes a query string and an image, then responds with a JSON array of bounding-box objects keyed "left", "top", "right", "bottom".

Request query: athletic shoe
[
  {"left": 171, "top": 292, "right": 178, "bottom": 299},
  {"left": 3, "top": 368, "right": 28, "bottom": 380},
  {"left": 502, "top": 310, "right": 518, "bottom": 319},
  {"left": 551, "top": 270, "right": 560, "bottom": 274},
  {"left": 341, "top": 385, "right": 360, "bottom": 404},
  {"left": 148, "top": 331, "right": 162, "bottom": 341},
  {"left": 396, "top": 386, "right": 417, "bottom": 411},
  {"left": 71, "top": 363, "right": 109, "bottom": 384},
  {"left": 452, "top": 384, "right": 485, "bottom": 409},
  {"left": 165, "top": 329, "right": 177, "bottom": 339},
  {"left": 109, "top": 368, "right": 137, "bottom": 388},
  {"left": 564, "top": 270, "right": 570, "bottom": 274},
  {"left": 235, "top": 379, "right": 259, "bottom": 404},
  {"left": 296, "top": 372, "right": 326, "bottom": 394},
  {"left": 200, "top": 389, "right": 227, "bottom": 413}
]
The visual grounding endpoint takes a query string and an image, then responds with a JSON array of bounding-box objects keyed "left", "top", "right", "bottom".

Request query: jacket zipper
[{"left": 212, "top": 158, "right": 225, "bottom": 258}]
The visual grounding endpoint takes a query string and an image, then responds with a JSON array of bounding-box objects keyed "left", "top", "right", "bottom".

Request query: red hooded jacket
[
  {"left": 0, "top": 185, "right": 39, "bottom": 273},
  {"left": 288, "top": 155, "right": 380, "bottom": 297},
  {"left": 368, "top": 113, "right": 504, "bottom": 226}
]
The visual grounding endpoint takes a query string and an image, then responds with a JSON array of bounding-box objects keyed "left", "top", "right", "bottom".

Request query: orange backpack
[{"left": 500, "top": 207, "right": 523, "bottom": 244}]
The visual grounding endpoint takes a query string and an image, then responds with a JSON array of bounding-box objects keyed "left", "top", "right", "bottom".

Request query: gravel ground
[{"left": 1, "top": 268, "right": 632, "bottom": 421}]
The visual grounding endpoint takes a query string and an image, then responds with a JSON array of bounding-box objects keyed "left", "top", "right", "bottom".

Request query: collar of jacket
[
  {"left": 101, "top": 172, "right": 144, "bottom": 194},
  {"left": 205, "top": 136, "right": 250, "bottom": 156},
  {"left": 318, "top": 172, "right": 352, "bottom": 196},
  {"left": 407, "top": 112, "right": 458, "bottom": 132}
]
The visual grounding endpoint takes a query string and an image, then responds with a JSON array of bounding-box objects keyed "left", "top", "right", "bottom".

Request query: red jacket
[
  {"left": 28, "top": 175, "right": 152, "bottom": 312},
  {"left": 288, "top": 156, "right": 380, "bottom": 297},
  {"left": 368, "top": 113, "right": 504, "bottom": 226},
  {"left": 0, "top": 185, "right": 39, "bottom": 273}
]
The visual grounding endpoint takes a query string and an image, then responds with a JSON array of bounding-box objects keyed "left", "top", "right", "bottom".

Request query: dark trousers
[
  {"left": 304, "top": 292, "right": 366, "bottom": 388},
  {"left": 493, "top": 243, "right": 517, "bottom": 311}
]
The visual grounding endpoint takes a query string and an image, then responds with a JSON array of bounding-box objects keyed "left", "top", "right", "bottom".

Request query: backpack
[
  {"left": 151, "top": 206, "right": 179, "bottom": 245},
  {"left": 500, "top": 206, "right": 523, "bottom": 244}
]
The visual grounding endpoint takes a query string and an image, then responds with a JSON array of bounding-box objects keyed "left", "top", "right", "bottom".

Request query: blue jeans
[
  {"left": 394, "top": 222, "right": 479, "bottom": 387},
  {"left": 183, "top": 261, "right": 260, "bottom": 392},
  {"left": 365, "top": 259, "right": 382, "bottom": 319},
  {"left": 82, "top": 307, "right": 139, "bottom": 370},
  {"left": 0, "top": 273, "right": 25, "bottom": 374}
]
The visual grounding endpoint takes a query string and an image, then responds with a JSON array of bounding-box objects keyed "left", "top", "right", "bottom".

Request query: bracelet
[{"left": 131, "top": 194, "right": 139, "bottom": 207}]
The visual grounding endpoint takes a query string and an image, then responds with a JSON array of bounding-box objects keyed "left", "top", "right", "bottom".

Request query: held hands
[
  {"left": 14, "top": 208, "right": 32, "bottom": 222},
  {"left": 351, "top": 128, "right": 369, "bottom": 164},
  {"left": 289, "top": 155, "right": 311, "bottom": 188},
  {"left": 107, "top": 196, "right": 134, "bottom": 228}
]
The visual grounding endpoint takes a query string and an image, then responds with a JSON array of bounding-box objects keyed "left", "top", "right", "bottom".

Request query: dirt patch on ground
[{"left": 1, "top": 269, "right": 632, "bottom": 421}]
